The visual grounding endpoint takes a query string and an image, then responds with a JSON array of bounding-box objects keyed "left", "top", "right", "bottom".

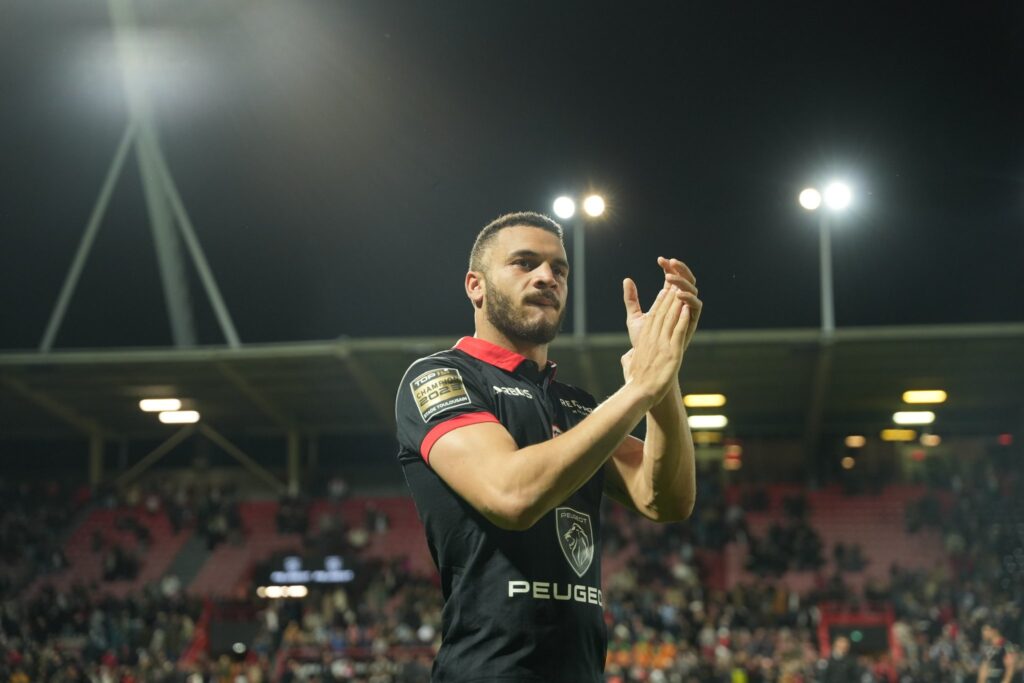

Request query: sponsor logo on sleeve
[
  {"left": 556, "top": 507, "right": 595, "bottom": 578},
  {"left": 410, "top": 368, "right": 471, "bottom": 422}
]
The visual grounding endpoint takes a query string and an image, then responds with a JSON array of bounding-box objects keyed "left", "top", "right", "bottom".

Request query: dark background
[{"left": 2, "top": 1, "right": 1022, "bottom": 350}]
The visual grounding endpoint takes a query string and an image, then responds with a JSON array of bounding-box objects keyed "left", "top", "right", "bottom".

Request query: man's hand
[
  {"left": 623, "top": 257, "right": 702, "bottom": 352},
  {"left": 621, "top": 287, "right": 690, "bottom": 405}
]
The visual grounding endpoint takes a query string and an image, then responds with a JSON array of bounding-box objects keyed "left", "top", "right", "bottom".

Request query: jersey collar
[{"left": 454, "top": 336, "right": 557, "bottom": 378}]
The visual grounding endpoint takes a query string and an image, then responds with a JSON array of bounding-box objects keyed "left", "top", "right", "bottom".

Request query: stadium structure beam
[
  {"left": 114, "top": 425, "right": 195, "bottom": 488},
  {"left": 90, "top": 433, "right": 104, "bottom": 486},
  {"left": 217, "top": 361, "right": 296, "bottom": 431},
  {"left": 287, "top": 430, "right": 301, "bottom": 495},
  {"left": 0, "top": 375, "right": 113, "bottom": 438},
  {"left": 802, "top": 339, "right": 835, "bottom": 467},
  {"left": 198, "top": 423, "right": 288, "bottom": 493},
  {"left": 576, "top": 345, "right": 605, "bottom": 401},
  {"left": 335, "top": 348, "right": 395, "bottom": 430},
  {"left": 39, "top": 122, "right": 137, "bottom": 353}
]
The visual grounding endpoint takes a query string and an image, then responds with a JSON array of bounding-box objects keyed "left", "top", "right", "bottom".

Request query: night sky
[{"left": 2, "top": 1, "right": 1022, "bottom": 351}]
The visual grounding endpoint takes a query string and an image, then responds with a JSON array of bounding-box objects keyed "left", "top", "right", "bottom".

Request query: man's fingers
[
  {"left": 658, "top": 257, "right": 696, "bottom": 286},
  {"left": 657, "top": 287, "right": 684, "bottom": 339},
  {"left": 622, "top": 278, "right": 642, "bottom": 319},
  {"left": 665, "top": 274, "right": 698, "bottom": 296},
  {"left": 672, "top": 304, "right": 692, "bottom": 349}
]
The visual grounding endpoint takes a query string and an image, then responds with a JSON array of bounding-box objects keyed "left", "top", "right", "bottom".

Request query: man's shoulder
[{"left": 399, "top": 348, "right": 481, "bottom": 383}]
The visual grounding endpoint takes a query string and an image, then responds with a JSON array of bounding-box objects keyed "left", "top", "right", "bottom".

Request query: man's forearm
[
  {"left": 641, "top": 382, "right": 696, "bottom": 519},
  {"left": 494, "top": 382, "right": 654, "bottom": 528}
]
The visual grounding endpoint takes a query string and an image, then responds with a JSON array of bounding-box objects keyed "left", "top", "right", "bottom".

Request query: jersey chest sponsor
[{"left": 493, "top": 385, "right": 534, "bottom": 399}]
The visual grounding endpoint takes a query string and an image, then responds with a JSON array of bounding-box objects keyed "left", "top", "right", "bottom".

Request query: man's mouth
[{"left": 525, "top": 296, "right": 559, "bottom": 309}]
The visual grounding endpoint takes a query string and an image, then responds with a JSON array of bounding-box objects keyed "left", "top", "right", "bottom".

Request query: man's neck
[{"left": 473, "top": 320, "right": 549, "bottom": 368}]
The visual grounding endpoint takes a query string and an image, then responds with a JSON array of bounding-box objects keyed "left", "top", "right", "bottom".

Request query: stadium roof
[{"left": 1, "top": 323, "right": 1021, "bottom": 444}]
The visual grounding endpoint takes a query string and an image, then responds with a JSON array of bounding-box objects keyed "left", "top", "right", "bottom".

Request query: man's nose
[{"left": 532, "top": 263, "right": 559, "bottom": 288}]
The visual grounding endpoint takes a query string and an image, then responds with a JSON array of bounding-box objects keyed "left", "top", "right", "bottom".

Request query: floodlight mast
[
  {"left": 799, "top": 182, "right": 852, "bottom": 339},
  {"left": 553, "top": 194, "right": 605, "bottom": 341}
]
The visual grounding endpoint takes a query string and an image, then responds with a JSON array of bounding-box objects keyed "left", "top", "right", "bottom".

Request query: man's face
[
  {"left": 833, "top": 637, "right": 850, "bottom": 657},
  {"left": 982, "top": 625, "right": 996, "bottom": 644},
  {"left": 480, "top": 226, "right": 569, "bottom": 345}
]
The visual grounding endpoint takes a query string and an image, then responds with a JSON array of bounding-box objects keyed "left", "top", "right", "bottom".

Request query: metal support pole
[
  {"left": 40, "top": 123, "right": 137, "bottom": 352},
  {"left": 89, "top": 433, "right": 105, "bottom": 487},
  {"left": 287, "top": 431, "right": 301, "bottom": 495},
  {"left": 137, "top": 128, "right": 198, "bottom": 347},
  {"left": 573, "top": 219, "right": 586, "bottom": 341},
  {"left": 819, "top": 213, "right": 835, "bottom": 339},
  {"left": 153, "top": 148, "right": 242, "bottom": 348}
]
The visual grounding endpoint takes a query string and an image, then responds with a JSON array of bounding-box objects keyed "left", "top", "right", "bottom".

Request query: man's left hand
[{"left": 623, "top": 257, "right": 702, "bottom": 352}]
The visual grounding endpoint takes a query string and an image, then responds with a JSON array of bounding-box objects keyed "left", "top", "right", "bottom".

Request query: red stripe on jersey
[{"left": 420, "top": 411, "right": 500, "bottom": 464}]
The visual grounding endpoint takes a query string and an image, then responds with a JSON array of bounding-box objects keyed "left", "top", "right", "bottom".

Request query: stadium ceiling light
[
  {"left": 582, "top": 194, "right": 606, "bottom": 217},
  {"left": 692, "top": 431, "right": 723, "bottom": 445},
  {"left": 264, "top": 586, "right": 284, "bottom": 599},
  {"left": 688, "top": 415, "right": 728, "bottom": 429},
  {"left": 881, "top": 428, "right": 917, "bottom": 442},
  {"left": 841, "top": 456, "right": 855, "bottom": 470},
  {"left": 553, "top": 196, "right": 576, "bottom": 219},
  {"left": 140, "top": 398, "right": 181, "bottom": 412},
  {"left": 902, "top": 390, "right": 947, "bottom": 404},
  {"left": 844, "top": 435, "right": 866, "bottom": 448},
  {"left": 920, "top": 433, "right": 942, "bottom": 447},
  {"left": 823, "top": 182, "right": 852, "bottom": 210},
  {"left": 893, "top": 411, "right": 935, "bottom": 426},
  {"left": 799, "top": 188, "right": 822, "bottom": 211},
  {"left": 683, "top": 393, "right": 727, "bottom": 408},
  {"left": 159, "top": 410, "right": 200, "bottom": 424}
]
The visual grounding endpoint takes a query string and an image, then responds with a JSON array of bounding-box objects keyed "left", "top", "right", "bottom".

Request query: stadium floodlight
[
  {"left": 799, "top": 188, "right": 822, "bottom": 211},
  {"left": 159, "top": 410, "right": 200, "bottom": 424},
  {"left": 841, "top": 456, "right": 855, "bottom": 470},
  {"left": 902, "top": 390, "right": 947, "bottom": 404},
  {"left": 553, "top": 196, "right": 576, "bottom": 219},
  {"left": 893, "top": 411, "right": 935, "bottom": 426},
  {"left": 798, "top": 178, "right": 856, "bottom": 338},
  {"left": 920, "top": 433, "right": 942, "bottom": 447},
  {"left": 140, "top": 398, "right": 181, "bottom": 412},
  {"left": 683, "top": 393, "right": 727, "bottom": 408},
  {"left": 554, "top": 190, "right": 608, "bottom": 341},
  {"left": 824, "top": 182, "right": 852, "bottom": 210},
  {"left": 844, "top": 435, "right": 866, "bottom": 448},
  {"left": 264, "top": 586, "right": 284, "bottom": 599},
  {"left": 881, "top": 428, "right": 917, "bottom": 442},
  {"left": 688, "top": 415, "right": 728, "bottom": 429},
  {"left": 582, "top": 194, "right": 606, "bottom": 217}
]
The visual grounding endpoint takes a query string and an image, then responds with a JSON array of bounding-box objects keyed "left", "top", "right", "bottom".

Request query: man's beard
[{"left": 484, "top": 276, "right": 564, "bottom": 345}]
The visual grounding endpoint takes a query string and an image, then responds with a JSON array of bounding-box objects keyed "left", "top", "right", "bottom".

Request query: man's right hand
[{"left": 622, "top": 286, "right": 690, "bottom": 407}]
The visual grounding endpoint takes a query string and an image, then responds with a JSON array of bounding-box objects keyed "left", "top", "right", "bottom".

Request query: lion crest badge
[{"left": 555, "top": 506, "right": 594, "bottom": 578}]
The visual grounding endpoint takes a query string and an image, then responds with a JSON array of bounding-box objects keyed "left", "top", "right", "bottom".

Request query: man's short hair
[{"left": 469, "top": 212, "right": 564, "bottom": 272}]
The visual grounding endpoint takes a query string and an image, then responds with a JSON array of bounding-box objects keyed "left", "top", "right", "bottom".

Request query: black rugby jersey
[{"left": 395, "top": 336, "right": 606, "bottom": 683}]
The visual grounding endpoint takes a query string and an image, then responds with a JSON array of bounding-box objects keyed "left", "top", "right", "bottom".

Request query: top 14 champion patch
[{"left": 410, "top": 367, "right": 471, "bottom": 422}]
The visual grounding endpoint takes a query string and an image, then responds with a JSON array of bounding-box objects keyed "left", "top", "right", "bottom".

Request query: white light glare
[
  {"left": 683, "top": 394, "right": 727, "bottom": 408},
  {"left": 159, "top": 410, "right": 200, "bottom": 424},
  {"left": 893, "top": 411, "right": 935, "bottom": 426},
  {"left": 688, "top": 415, "right": 728, "bottom": 429},
  {"left": 553, "top": 196, "right": 576, "bottom": 219},
  {"left": 582, "top": 195, "right": 605, "bottom": 217},
  {"left": 823, "top": 182, "right": 852, "bottom": 210},
  {"left": 799, "top": 188, "right": 822, "bottom": 211},
  {"left": 140, "top": 398, "right": 181, "bottom": 412}
]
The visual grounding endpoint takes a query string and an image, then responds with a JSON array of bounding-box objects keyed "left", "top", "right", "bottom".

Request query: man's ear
[{"left": 466, "top": 270, "right": 485, "bottom": 308}]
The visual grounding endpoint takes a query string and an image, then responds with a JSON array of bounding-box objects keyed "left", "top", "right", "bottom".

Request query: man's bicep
[{"left": 430, "top": 421, "right": 520, "bottom": 520}]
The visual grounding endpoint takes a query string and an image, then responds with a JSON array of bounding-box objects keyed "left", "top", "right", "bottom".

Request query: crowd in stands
[{"left": 1, "top": 452, "right": 1022, "bottom": 682}]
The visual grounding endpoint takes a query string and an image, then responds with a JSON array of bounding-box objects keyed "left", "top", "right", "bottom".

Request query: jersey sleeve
[{"left": 395, "top": 356, "right": 500, "bottom": 464}]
